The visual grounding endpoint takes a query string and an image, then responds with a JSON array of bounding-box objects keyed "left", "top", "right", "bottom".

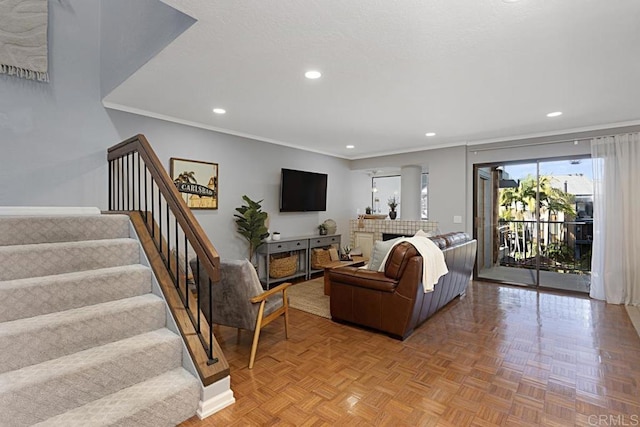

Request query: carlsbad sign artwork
[{"left": 170, "top": 158, "right": 218, "bottom": 210}]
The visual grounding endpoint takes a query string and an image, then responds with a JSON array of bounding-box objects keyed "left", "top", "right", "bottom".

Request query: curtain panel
[{"left": 590, "top": 133, "right": 640, "bottom": 305}]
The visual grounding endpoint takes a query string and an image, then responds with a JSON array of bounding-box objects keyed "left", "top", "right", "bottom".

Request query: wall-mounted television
[{"left": 280, "top": 168, "right": 328, "bottom": 212}]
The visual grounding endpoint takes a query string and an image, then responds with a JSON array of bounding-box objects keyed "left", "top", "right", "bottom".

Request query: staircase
[{"left": 0, "top": 214, "right": 200, "bottom": 426}]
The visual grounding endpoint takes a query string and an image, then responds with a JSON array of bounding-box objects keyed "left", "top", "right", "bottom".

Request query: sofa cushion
[
  {"left": 384, "top": 242, "right": 419, "bottom": 280},
  {"left": 368, "top": 237, "right": 403, "bottom": 271},
  {"left": 330, "top": 267, "right": 398, "bottom": 292}
]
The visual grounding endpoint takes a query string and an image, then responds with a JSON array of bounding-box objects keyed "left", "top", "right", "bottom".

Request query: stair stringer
[{"left": 127, "top": 221, "right": 235, "bottom": 419}]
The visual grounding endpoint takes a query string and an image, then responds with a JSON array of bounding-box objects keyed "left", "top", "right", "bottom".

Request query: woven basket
[
  {"left": 269, "top": 252, "right": 298, "bottom": 278},
  {"left": 311, "top": 248, "right": 332, "bottom": 269}
]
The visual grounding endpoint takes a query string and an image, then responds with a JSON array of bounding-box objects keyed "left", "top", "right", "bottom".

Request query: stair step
[
  {"left": 0, "top": 214, "right": 130, "bottom": 246},
  {"left": 34, "top": 368, "right": 199, "bottom": 427},
  {"left": 0, "top": 265, "right": 152, "bottom": 322},
  {"left": 0, "top": 294, "right": 165, "bottom": 374},
  {"left": 0, "top": 238, "right": 140, "bottom": 281},
  {"left": 0, "top": 329, "right": 183, "bottom": 425}
]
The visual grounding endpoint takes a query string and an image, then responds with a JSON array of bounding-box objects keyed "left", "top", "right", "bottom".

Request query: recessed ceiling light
[
  {"left": 212, "top": 108, "right": 226, "bottom": 114},
  {"left": 305, "top": 70, "right": 322, "bottom": 79},
  {"left": 425, "top": 132, "right": 436, "bottom": 137},
  {"left": 346, "top": 145, "right": 355, "bottom": 149},
  {"left": 546, "top": 111, "right": 562, "bottom": 117}
]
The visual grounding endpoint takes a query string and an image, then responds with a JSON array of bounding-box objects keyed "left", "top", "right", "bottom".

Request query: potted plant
[
  {"left": 318, "top": 223, "right": 328, "bottom": 235},
  {"left": 234, "top": 195, "right": 270, "bottom": 265},
  {"left": 388, "top": 196, "right": 399, "bottom": 220}
]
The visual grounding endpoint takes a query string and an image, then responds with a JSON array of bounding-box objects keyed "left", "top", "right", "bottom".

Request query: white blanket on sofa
[{"left": 377, "top": 236, "right": 448, "bottom": 293}]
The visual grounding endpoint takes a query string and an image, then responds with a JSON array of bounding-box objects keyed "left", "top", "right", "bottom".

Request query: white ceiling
[{"left": 104, "top": 0, "right": 640, "bottom": 159}]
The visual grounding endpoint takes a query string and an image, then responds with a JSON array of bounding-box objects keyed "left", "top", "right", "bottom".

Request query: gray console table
[{"left": 257, "top": 234, "right": 341, "bottom": 289}]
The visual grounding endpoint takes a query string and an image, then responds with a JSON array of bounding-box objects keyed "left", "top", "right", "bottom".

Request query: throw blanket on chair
[
  {"left": 0, "top": 0, "right": 49, "bottom": 81},
  {"left": 377, "top": 236, "right": 448, "bottom": 293}
]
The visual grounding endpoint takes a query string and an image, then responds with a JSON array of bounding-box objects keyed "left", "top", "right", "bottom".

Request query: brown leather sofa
[{"left": 328, "top": 232, "right": 477, "bottom": 340}]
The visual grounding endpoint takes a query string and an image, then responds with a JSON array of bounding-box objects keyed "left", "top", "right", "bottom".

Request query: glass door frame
[{"left": 472, "top": 155, "right": 591, "bottom": 290}]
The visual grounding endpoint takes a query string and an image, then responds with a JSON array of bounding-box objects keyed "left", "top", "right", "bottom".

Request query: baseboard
[
  {"left": 0, "top": 207, "right": 101, "bottom": 216},
  {"left": 197, "top": 375, "right": 235, "bottom": 419},
  {"left": 197, "top": 390, "right": 235, "bottom": 419}
]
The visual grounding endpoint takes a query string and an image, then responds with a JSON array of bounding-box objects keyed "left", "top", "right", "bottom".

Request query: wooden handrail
[
  {"left": 107, "top": 134, "right": 219, "bottom": 283},
  {"left": 128, "top": 212, "right": 229, "bottom": 385},
  {"left": 107, "top": 134, "right": 228, "bottom": 385}
]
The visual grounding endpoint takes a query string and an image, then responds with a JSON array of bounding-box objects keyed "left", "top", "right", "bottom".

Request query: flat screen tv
[{"left": 280, "top": 168, "right": 327, "bottom": 212}]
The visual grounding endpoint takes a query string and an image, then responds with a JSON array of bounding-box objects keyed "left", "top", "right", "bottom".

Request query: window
[
  {"left": 370, "top": 173, "right": 428, "bottom": 219},
  {"left": 421, "top": 173, "right": 428, "bottom": 219},
  {"left": 371, "top": 176, "right": 400, "bottom": 217}
]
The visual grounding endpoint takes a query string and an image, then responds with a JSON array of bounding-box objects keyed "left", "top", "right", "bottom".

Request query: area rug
[
  {"left": 287, "top": 277, "right": 330, "bottom": 319},
  {"left": 0, "top": 0, "right": 49, "bottom": 81}
]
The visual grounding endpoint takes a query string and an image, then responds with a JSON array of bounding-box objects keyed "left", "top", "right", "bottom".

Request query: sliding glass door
[{"left": 474, "top": 156, "right": 592, "bottom": 293}]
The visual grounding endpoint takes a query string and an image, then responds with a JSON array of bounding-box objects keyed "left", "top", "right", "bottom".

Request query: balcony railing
[{"left": 498, "top": 219, "right": 592, "bottom": 274}]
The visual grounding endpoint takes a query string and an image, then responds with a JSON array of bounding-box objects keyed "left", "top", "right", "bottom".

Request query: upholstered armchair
[{"left": 190, "top": 258, "right": 290, "bottom": 369}]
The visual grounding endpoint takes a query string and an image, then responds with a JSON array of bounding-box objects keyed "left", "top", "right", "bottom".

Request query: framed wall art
[{"left": 170, "top": 157, "right": 218, "bottom": 210}]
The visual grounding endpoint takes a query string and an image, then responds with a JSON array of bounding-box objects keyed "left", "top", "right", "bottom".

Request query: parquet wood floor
[{"left": 180, "top": 281, "right": 640, "bottom": 426}]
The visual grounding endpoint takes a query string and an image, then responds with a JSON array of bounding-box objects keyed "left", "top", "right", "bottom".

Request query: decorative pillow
[{"left": 367, "top": 237, "right": 404, "bottom": 271}]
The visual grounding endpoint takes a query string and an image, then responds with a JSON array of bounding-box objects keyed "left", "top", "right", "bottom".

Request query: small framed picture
[{"left": 170, "top": 157, "right": 218, "bottom": 210}]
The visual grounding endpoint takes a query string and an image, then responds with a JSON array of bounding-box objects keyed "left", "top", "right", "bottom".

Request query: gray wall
[
  {"left": 464, "top": 127, "right": 640, "bottom": 234},
  {"left": 3, "top": 0, "right": 639, "bottom": 258},
  {"left": 108, "top": 110, "right": 352, "bottom": 259},
  {"left": 350, "top": 145, "right": 467, "bottom": 233},
  {"left": 100, "top": 0, "right": 195, "bottom": 98},
  {"left": 0, "top": 0, "right": 353, "bottom": 261},
  {"left": 0, "top": 0, "right": 118, "bottom": 207}
]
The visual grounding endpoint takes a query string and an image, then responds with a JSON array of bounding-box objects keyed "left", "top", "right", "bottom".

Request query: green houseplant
[{"left": 234, "top": 195, "right": 270, "bottom": 264}]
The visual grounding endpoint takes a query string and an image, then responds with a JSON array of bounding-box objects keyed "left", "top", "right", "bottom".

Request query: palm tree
[
  {"left": 174, "top": 171, "right": 197, "bottom": 184},
  {"left": 499, "top": 174, "right": 576, "bottom": 262}
]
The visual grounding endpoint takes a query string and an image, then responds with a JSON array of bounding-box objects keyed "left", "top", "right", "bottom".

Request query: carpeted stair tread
[
  {"left": 0, "top": 238, "right": 140, "bottom": 281},
  {"left": 0, "top": 213, "right": 202, "bottom": 425},
  {"left": 0, "top": 265, "right": 152, "bottom": 322},
  {"left": 0, "top": 215, "right": 130, "bottom": 246},
  {"left": 0, "top": 294, "right": 165, "bottom": 373},
  {"left": 0, "top": 329, "right": 182, "bottom": 426},
  {"left": 33, "top": 368, "right": 200, "bottom": 427}
]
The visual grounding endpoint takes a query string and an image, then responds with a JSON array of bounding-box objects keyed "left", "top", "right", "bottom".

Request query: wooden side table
[{"left": 322, "top": 256, "right": 368, "bottom": 296}]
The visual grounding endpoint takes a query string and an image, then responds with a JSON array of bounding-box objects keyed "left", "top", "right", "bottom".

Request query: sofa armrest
[{"left": 329, "top": 267, "right": 398, "bottom": 292}]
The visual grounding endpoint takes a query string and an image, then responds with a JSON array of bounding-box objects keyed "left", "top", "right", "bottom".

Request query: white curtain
[{"left": 590, "top": 133, "right": 640, "bottom": 305}]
